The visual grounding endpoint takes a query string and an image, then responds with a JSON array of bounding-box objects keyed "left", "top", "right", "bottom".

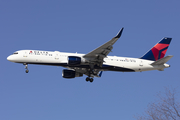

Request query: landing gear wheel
[
  {"left": 90, "top": 78, "right": 94, "bottom": 83},
  {"left": 24, "top": 63, "right": 29, "bottom": 73},
  {"left": 86, "top": 77, "right": 90, "bottom": 82},
  {"left": 86, "top": 77, "right": 94, "bottom": 83},
  {"left": 25, "top": 69, "right": 29, "bottom": 73}
]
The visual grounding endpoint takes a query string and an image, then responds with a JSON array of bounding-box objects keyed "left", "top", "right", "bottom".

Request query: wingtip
[
  {"left": 98, "top": 71, "right": 103, "bottom": 77},
  {"left": 115, "top": 27, "right": 124, "bottom": 38}
]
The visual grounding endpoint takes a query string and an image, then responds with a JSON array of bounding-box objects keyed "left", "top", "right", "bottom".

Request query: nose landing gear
[
  {"left": 25, "top": 69, "right": 29, "bottom": 73},
  {"left": 23, "top": 63, "right": 29, "bottom": 73}
]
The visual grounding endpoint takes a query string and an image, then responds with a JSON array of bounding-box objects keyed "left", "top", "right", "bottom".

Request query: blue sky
[{"left": 1, "top": 0, "right": 180, "bottom": 120}]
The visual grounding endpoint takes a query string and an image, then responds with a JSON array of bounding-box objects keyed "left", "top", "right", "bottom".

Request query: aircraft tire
[
  {"left": 25, "top": 69, "right": 29, "bottom": 73},
  {"left": 90, "top": 78, "right": 93, "bottom": 83},
  {"left": 86, "top": 77, "right": 90, "bottom": 82}
]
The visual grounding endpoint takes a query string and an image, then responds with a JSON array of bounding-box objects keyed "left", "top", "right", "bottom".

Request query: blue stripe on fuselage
[{"left": 19, "top": 62, "right": 135, "bottom": 72}]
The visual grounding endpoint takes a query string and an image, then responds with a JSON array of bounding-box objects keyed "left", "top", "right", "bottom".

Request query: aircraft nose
[{"left": 7, "top": 55, "right": 13, "bottom": 61}]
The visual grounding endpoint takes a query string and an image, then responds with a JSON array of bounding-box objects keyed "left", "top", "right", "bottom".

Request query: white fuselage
[{"left": 7, "top": 50, "right": 170, "bottom": 72}]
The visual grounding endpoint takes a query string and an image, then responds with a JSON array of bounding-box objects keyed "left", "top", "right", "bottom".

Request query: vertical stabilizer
[{"left": 141, "top": 37, "right": 172, "bottom": 61}]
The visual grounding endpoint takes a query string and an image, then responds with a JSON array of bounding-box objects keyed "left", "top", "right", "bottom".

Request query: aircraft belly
[{"left": 101, "top": 65, "right": 135, "bottom": 72}]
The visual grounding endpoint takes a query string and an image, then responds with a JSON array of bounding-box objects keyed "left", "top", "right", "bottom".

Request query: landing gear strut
[
  {"left": 86, "top": 77, "right": 94, "bottom": 83},
  {"left": 23, "top": 63, "right": 29, "bottom": 73},
  {"left": 85, "top": 64, "right": 95, "bottom": 83}
]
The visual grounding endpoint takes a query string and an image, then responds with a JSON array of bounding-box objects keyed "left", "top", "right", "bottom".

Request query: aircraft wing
[{"left": 83, "top": 28, "right": 124, "bottom": 66}]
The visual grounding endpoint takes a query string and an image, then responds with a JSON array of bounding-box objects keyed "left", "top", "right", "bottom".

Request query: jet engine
[
  {"left": 62, "top": 69, "right": 83, "bottom": 78},
  {"left": 68, "top": 56, "right": 86, "bottom": 65}
]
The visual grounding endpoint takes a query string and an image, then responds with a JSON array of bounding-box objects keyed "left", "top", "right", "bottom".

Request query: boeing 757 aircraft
[{"left": 7, "top": 28, "right": 173, "bottom": 82}]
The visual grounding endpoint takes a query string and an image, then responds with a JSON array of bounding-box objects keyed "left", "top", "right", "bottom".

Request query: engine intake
[
  {"left": 62, "top": 69, "right": 83, "bottom": 78},
  {"left": 68, "top": 56, "right": 86, "bottom": 65}
]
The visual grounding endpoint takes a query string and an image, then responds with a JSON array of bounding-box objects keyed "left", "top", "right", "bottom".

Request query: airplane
[{"left": 7, "top": 28, "right": 173, "bottom": 82}]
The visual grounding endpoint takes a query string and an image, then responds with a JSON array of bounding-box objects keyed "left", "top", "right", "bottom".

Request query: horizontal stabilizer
[{"left": 151, "top": 55, "right": 173, "bottom": 65}]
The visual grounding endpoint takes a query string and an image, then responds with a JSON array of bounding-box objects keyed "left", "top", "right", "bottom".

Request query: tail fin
[{"left": 141, "top": 37, "right": 172, "bottom": 61}]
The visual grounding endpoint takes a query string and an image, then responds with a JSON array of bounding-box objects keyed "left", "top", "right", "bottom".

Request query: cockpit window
[{"left": 13, "top": 52, "right": 18, "bottom": 54}]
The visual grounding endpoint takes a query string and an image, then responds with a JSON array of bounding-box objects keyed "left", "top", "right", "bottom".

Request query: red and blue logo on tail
[{"left": 141, "top": 38, "right": 172, "bottom": 61}]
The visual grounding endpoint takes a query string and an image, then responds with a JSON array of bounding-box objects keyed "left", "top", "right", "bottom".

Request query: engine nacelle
[
  {"left": 62, "top": 69, "right": 83, "bottom": 79},
  {"left": 68, "top": 56, "right": 86, "bottom": 65}
]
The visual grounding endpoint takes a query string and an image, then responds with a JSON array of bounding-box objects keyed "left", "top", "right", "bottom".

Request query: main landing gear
[
  {"left": 23, "top": 63, "right": 29, "bottom": 73},
  {"left": 86, "top": 66, "right": 95, "bottom": 83},
  {"left": 86, "top": 77, "right": 94, "bottom": 83},
  {"left": 86, "top": 64, "right": 95, "bottom": 83}
]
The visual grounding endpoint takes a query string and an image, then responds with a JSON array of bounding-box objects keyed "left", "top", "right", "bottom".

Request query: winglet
[
  {"left": 98, "top": 71, "right": 103, "bottom": 77},
  {"left": 115, "top": 27, "right": 124, "bottom": 38}
]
